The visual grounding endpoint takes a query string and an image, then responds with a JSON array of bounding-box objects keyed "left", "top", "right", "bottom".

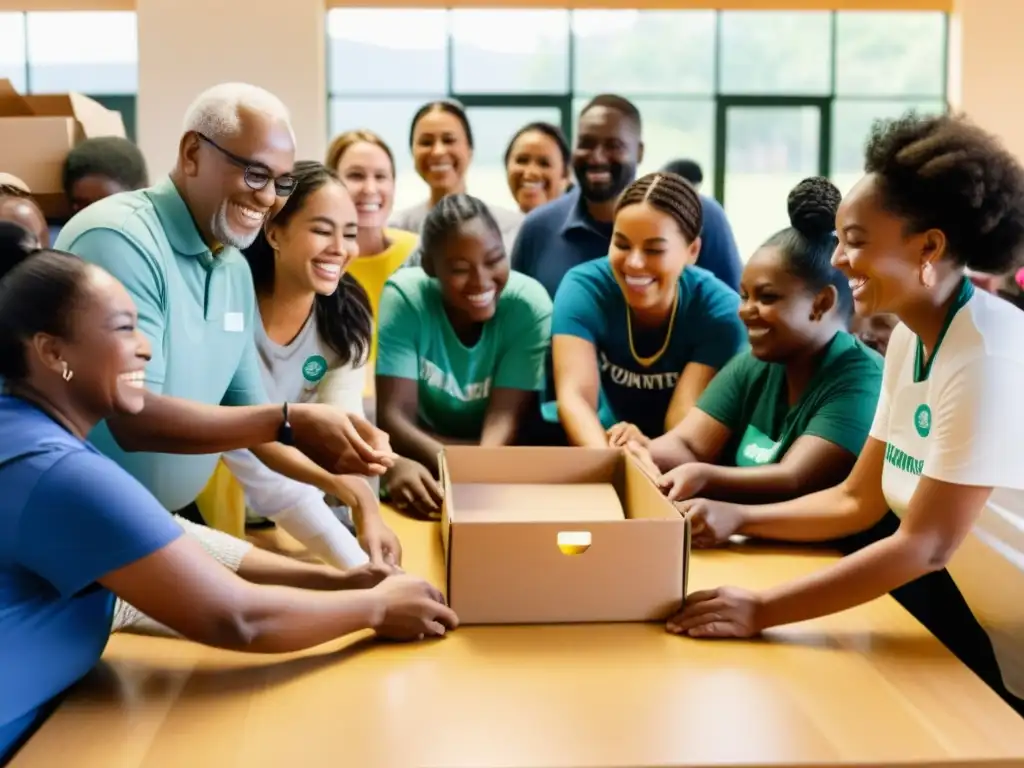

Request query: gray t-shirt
[
  {"left": 390, "top": 199, "right": 524, "bottom": 259},
  {"left": 221, "top": 307, "right": 375, "bottom": 514},
  {"left": 252, "top": 308, "right": 361, "bottom": 410}
]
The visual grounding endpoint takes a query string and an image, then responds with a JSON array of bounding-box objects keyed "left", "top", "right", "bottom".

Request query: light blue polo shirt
[{"left": 54, "top": 177, "right": 267, "bottom": 512}]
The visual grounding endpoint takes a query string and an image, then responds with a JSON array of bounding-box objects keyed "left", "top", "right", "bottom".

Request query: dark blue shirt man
[{"left": 511, "top": 95, "right": 742, "bottom": 297}]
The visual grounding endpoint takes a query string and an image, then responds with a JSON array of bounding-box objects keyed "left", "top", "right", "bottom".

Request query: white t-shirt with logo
[{"left": 870, "top": 281, "right": 1024, "bottom": 698}]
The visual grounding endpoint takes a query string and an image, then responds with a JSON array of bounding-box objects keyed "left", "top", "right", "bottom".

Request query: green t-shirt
[
  {"left": 696, "top": 331, "right": 883, "bottom": 467},
  {"left": 376, "top": 267, "right": 553, "bottom": 440}
]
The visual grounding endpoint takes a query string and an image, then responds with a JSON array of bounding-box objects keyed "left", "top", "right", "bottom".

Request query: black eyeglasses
[{"left": 196, "top": 133, "right": 297, "bottom": 197}]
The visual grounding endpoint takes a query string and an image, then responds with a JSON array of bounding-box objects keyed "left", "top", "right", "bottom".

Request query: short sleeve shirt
[
  {"left": 376, "top": 268, "right": 553, "bottom": 440},
  {"left": 54, "top": 177, "right": 268, "bottom": 511},
  {"left": 869, "top": 279, "right": 1024, "bottom": 699},
  {"left": 551, "top": 258, "right": 746, "bottom": 437},
  {"left": 696, "top": 331, "right": 883, "bottom": 466},
  {"left": 0, "top": 397, "right": 182, "bottom": 762}
]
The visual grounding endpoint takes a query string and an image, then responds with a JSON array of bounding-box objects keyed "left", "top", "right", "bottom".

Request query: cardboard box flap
[
  {"left": 23, "top": 93, "right": 126, "bottom": 138},
  {"left": 0, "top": 79, "right": 33, "bottom": 117},
  {"left": 440, "top": 445, "right": 621, "bottom": 484}
]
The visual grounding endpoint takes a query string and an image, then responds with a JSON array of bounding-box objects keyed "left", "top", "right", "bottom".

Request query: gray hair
[{"left": 182, "top": 82, "right": 295, "bottom": 142}]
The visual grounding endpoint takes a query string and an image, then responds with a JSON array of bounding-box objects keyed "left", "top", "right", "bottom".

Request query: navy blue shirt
[
  {"left": 552, "top": 259, "right": 746, "bottom": 438},
  {"left": 512, "top": 186, "right": 743, "bottom": 298},
  {"left": 0, "top": 396, "right": 183, "bottom": 763}
]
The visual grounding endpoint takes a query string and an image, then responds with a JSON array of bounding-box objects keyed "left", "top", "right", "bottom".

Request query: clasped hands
[{"left": 608, "top": 421, "right": 761, "bottom": 640}]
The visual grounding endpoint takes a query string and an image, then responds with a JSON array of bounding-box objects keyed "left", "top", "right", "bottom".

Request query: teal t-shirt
[
  {"left": 376, "top": 267, "right": 552, "bottom": 440},
  {"left": 53, "top": 177, "right": 267, "bottom": 512},
  {"left": 696, "top": 330, "right": 883, "bottom": 467},
  {"left": 551, "top": 258, "right": 746, "bottom": 438}
]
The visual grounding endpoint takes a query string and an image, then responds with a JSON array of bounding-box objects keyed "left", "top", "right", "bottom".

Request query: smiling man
[
  {"left": 53, "top": 83, "right": 396, "bottom": 531},
  {"left": 512, "top": 95, "right": 742, "bottom": 298}
]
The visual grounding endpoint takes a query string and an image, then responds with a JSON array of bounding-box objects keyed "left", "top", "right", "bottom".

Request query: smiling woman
[
  {"left": 389, "top": 100, "right": 523, "bottom": 252},
  {"left": 504, "top": 121, "right": 571, "bottom": 215},
  {"left": 0, "top": 249, "right": 453, "bottom": 767},
  {"left": 375, "top": 194, "right": 552, "bottom": 518},
  {"left": 327, "top": 129, "right": 419, "bottom": 362},
  {"left": 222, "top": 161, "right": 401, "bottom": 570},
  {"left": 551, "top": 172, "right": 747, "bottom": 450},
  {"left": 630, "top": 176, "right": 883, "bottom": 511}
]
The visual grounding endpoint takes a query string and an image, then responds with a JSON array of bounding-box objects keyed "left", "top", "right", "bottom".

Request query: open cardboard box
[
  {"left": 0, "top": 79, "right": 126, "bottom": 218},
  {"left": 439, "top": 446, "right": 690, "bottom": 625}
]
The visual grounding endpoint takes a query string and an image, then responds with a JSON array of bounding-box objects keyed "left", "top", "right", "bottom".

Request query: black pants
[{"left": 831, "top": 511, "right": 1024, "bottom": 716}]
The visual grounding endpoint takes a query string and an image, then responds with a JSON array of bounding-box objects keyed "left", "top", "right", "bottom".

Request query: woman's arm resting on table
[
  {"left": 376, "top": 375, "right": 443, "bottom": 469},
  {"left": 736, "top": 437, "right": 891, "bottom": 542},
  {"left": 99, "top": 536, "right": 454, "bottom": 651},
  {"left": 552, "top": 334, "right": 609, "bottom": 448},
  {"left": 663, "top": 362, "right": 718, "bottom": 432},
  {"left": 754, "top": 477, "right": 993, "bottom": 631},
  {"left": 698, "top": 434, "right": 858, "bottom": 503},
  {"left": 480, "top": 388, "right": 537, "bottom": 447}
]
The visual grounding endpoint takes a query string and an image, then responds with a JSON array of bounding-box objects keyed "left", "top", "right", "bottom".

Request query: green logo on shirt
[
  {"left": 302, "top": 355, "right": 328, "bottom": 383},
  {"left": 913, "top": 403, "right": 931, "bottom": 438}
]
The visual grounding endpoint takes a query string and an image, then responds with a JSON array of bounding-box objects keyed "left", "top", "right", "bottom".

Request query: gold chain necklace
[{"left": 627, "top": 291, "right": 679, "bottom": 367}]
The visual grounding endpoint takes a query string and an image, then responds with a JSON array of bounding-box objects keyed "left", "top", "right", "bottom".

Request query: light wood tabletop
[{"left": 12, "top": 506, "right": 1024, "bottom": 768}]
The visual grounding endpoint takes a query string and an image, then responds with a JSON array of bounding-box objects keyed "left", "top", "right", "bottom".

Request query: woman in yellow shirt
[{"left": 326, "top": 129, "right": 418, "bottom": 362}]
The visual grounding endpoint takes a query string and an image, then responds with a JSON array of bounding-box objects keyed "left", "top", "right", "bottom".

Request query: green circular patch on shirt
[
  {"left": 302, "top": 355, "right": 328, "bottom": 383},
  {"left": 914, "top": 403, "right": 931, "bottom": 438}
]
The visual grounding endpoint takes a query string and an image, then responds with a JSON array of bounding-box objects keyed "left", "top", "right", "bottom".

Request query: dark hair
[
  {"left": 615, "top": 172, "right": 702, "bottom": 242},
  {"left": 579, "top": 94, "right": 642, "bottom": 133},
  {"left": 62, "top": 136, "right": 149, "bottom": 197},
  {"left": 409, "top": 100, "right": 474, "bottom": 150},
  {"left": 503, "top": 122, "right": 571, "bottom": 171},
  {"left": 419, "top": 194, "right": 502, "bottom": 276},
  {"left": 762, "top": 177, "right": 852, "bottom": 320},
  {"left": 662, "top": 159, "right": 703, "bottom": 186},
  {"left": 865, "top": 111, "right": 1024, "bottom": 275},
  {"left": 0, "top": 220, "right": 40, "bottom": 256},
  {"left": 325, "top": 128, "right": 396, "bottom": 175},
  {"left": 0, "top": 248, "right": 89, "bottom": 381},
  {"left": 243, "top": 160, "right": 372, "bottom": 367}
]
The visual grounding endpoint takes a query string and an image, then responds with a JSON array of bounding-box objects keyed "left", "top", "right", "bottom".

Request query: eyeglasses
[{"left": 196, "top": 133, "right": 297, "bottom": 197}]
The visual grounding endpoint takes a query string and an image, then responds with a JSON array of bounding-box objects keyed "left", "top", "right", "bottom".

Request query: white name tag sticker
[{"left": 224, "top": 312, "right": 245, "bottom": 333}]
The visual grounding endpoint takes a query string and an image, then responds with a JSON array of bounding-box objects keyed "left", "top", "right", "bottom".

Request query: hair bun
[{"left": 787, "top": 176, "right": 841, "bottom": 239}]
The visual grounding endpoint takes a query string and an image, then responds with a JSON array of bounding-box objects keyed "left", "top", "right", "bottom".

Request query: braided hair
[
  {"left": 243, "top": 161, "right": 372, "bottom": 367},
  {"left": 420, "top": 194, "right": 503, "bottom": 276},
  {"left": 614, "top": 172, "right": 702, "bottom": 242},
  {"left": 762, "top": 176, "right": 852, "bottom": 320}
]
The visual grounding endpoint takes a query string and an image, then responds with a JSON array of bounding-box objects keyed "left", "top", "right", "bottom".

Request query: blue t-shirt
[
  {"left": 552, "top": 259, "right": 746, "bottom": 438},
  {"left": 0, "top": 396, "right": 183, "bottom": 763}
]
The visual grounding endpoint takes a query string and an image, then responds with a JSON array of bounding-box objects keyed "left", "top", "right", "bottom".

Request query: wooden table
[{"left": 12, "top": 507, "right": 1024, "bottom": 768}]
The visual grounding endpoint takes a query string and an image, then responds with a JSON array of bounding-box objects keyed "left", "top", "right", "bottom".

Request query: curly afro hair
[{"left": 864, "top": 111, "right": 1024, "bottom": 275}]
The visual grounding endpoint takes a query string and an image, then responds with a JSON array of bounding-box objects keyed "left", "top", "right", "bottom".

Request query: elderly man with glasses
[{"left": 54, "top": 82, "right": 398, "bottom": 548}]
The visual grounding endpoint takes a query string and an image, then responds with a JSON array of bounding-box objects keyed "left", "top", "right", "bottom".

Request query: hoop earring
[
  {"left": 61, "top": 360, "right": 74, "bottom": 382},
  {"left": 920, "top": 262, "right": 936, "bottom": 289}
]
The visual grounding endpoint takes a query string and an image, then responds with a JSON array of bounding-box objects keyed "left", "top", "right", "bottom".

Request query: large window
[
  {"left": 0, "top": 11, "right": 138, "bottom": 140},
  {"left": 327, "top": 8, "right": 948, "bottom": 256}
]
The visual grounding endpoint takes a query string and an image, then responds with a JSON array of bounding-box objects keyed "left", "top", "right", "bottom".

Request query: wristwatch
[{"left": 277, "top": 402, "right": 295, "bottom": 446}]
